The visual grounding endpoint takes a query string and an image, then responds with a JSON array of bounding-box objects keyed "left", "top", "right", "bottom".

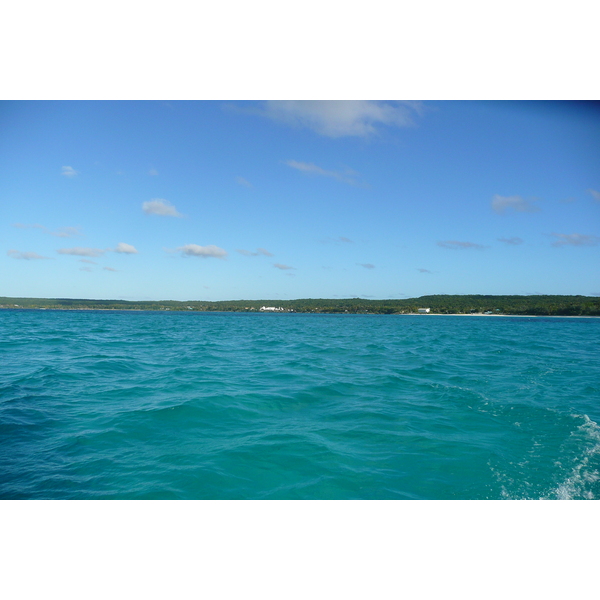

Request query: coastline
[
  {"left": 408, "top": 313, "right": 600, "bottom": 318},
  {"left": 3, "top": 294, "right": 600, "bottom": 317},
  {"left": 2, "top": 307, "right": 599, "bottom": 318}
]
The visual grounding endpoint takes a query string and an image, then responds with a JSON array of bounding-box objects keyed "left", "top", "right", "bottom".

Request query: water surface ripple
[{"left": 1, "top": 311, "right": 599, "bottom": 499}]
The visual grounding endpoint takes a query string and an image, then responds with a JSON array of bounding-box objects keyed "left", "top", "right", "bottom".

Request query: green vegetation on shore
[{"left": 2, "top": 295, "right": 600, "bottom": 316}]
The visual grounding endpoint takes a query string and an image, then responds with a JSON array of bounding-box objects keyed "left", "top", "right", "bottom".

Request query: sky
[{"left": 2, "top": 100, "right": 599, "bottom": 301}]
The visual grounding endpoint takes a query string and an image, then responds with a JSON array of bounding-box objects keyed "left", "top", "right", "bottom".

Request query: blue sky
[{"left": 2, "top": 100, "right": 599, "bottom": 301}]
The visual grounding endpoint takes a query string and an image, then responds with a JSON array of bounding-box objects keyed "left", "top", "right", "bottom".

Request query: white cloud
[
  {"left": 417, "top": 268, "right": 432, "bottom": 273},
  {"left": 61, "top": 166, "right": 78, "bottom": 177},
  {"left": 177, "top": 244, "right": 228, "bottom": 258},
  {"left": 497, "top": 236, "right": 524, "bottom": 245},
  {"left": 236, "top": 247, "right": 273, "bottom": 257},
  {"left": 114, "top": 242, "right": 138, "bottom": 254},
  {"left": 358, "top": 263, "right": 375, "bottom": 269},
  {"left": 274, "top": 263, "right": 294, "bottom": 270},
  {"left": 79, "top": 259, "right": 97, "bottom": 264},
  {"left": 257, "top": 101, "right": 422, "bottom": 138},
  {"left": 58, "top": 244, "right": 137, "bottom": 257},
  {"left": 148, "top": 169, "right": 159, "bottom": 176},
  {"left": 7, "top": 250, "right": 51, "bottom": 260},
  {"left": 491, "top": 195, "right": 541, "bottom": 214},
  {"left": 550, "top": 233, "right": 600, "bottom": 247},
  {"left": 103, "top": 267, "right": 118, "bottom": 272},
  {"left": 236, "top": 176, "right": 252, "bottom": 188},
  {"left": 142, "top": 199, "right": 183, "bottom": 217},
  {"left": 437, "top": 240, "right": 486, "bottom": 250},
  {"left": 285, "top": 160, "right": 362, "bottom": 186},
  {"left": 80, "top": 266, "right": 93, "bottom": 272},
  {"left": 52, "top": 226, "right": 81, "bottom": 238},
  {"left": 587, "top": 188, "right": 600, "bottom": 201},
  {"left": 57, "top": 247, "right": 106, "bottom": 257}
]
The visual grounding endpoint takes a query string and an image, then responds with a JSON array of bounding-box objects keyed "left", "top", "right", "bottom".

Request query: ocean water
[{"left": 1, "top": 310, "right": 599, "bottom": 500}]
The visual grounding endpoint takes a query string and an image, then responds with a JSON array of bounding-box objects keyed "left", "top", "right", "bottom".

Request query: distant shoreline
[
  {"left": 409, "top": 313, "right": 600, "bottom": 318},
  {"left": 2, "top": 295, "right": 599, "bottom": 317},
  {"left": 2, "top": 307, "right": 599, "bottom": 318}
]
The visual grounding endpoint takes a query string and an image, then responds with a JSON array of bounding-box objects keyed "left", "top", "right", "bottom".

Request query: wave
[{"left": 545, "top": 415, "right": 600, "bottom": 500}]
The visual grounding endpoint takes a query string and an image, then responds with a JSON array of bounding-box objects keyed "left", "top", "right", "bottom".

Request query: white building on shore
[{"left": 418, "top": 308, "right": 430, "bottom": 314}]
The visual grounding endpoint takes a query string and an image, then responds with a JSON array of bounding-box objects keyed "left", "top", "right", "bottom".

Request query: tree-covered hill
[{"left": 1, "top": 295, "right": 600, "bottom": 315}]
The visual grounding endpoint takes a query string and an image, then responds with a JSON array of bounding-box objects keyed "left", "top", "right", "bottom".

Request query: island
[{"left": 1, "top": 295, "right": 599, "bottom": 316}]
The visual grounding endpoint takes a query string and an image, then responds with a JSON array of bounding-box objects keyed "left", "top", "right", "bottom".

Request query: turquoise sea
[{"left": 1, "top": 310, "right": 599, "bottom": 500}]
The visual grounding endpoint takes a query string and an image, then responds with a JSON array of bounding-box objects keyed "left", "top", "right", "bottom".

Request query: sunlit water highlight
[{"left": 1, "top": 310, "right": 599, "bottom": 499}]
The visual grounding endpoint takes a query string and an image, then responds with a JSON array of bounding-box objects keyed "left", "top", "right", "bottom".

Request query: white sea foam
[{"left": 550, "top": 415, "right": 600, "bottom": 500}]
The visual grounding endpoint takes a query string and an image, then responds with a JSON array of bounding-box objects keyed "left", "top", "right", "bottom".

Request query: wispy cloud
[
  {"left": 550, "top": 233, "right": 600, "bottom": 247},
  {"left": 587, "top": 188, "right": 600, "bottom": 201},
  {"left": 57, "top": 247, "right": 106, "bottom": 257},
  {"left": 114, "top": 242, "right": 138, "bottom": 254},
  {"left": 12, "top": 223, "right": 44, "bottom": 231},
  {"left": 103, "top": 267, "right": 118, "bottom": 272},
  {"left": 61, "top": 166, "right": 78, "bottom": 178},
  {"left": 236, "top": 176, "right": 253, "bottom": 188},
  {"left": 79, "top": 259, "right": 97, "bottom": 265},
  {"left": 7, "top": 250, "right": 52, "bottom": 260},
  {"left": 497, "top": 236, "right": 524, "bottom": 245},
  {"left": 417, "top": 268, "right": 432, "bottom": 273},
  {"left": 142, "top": 199, "right": 183, "bottom": 217},
  {"left": 437, "top": 240, "right": 487, "bottom": 250},
  {"left": 53, "top": 226, "right": 81, "bottom": 238},
  {"left": 491, "top": 195, "right": 541, "bottom": 214},
  {"left": 252, "top": 100, "right": 423, "bottom": 138},
  {"left": 320, "top": 236, "right": 354, "bottom": 245},
  {"left": 236, "top": 247, "right": 273, "bottom": 257},
  {"left": 148, "top": 169, "right": 159, "bottom": 176},
  {"left": 357, "top": 263, "right": 375, "bottom": 269},
  {"left": 284, "top": 160, "right": 363, "bottom": 186},
  {"left": 177, "top": 244, "right": 227, "bottom": 258},
  {"left": 274, "top": 263, "right": 295, "bottom": 270},
  {"left": 80, "top": 266, "right": 93, "bottom": 272},
  {"left": 12, "top": 223, "right": 81, "bottom": 238},
  {"left": 58, "top": 244, "right": 137, "bottom": 257}
]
